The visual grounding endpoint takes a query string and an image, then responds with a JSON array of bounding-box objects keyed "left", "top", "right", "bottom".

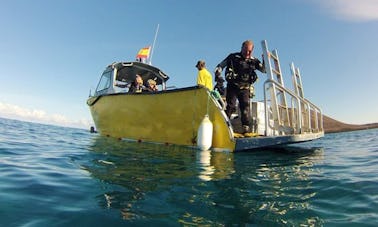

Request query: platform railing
[{"left": 264, "top": 79, "right": 323, "bottom": 136}]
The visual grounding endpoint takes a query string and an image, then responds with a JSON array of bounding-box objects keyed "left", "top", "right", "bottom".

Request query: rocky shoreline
[{"left": 323, "top": 115, "right": 378, "bottom": 133}]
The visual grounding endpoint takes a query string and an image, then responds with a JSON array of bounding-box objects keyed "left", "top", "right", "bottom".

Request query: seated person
[
  {"left": 128, "top": 74, "right": 145, "bottom": 93},
  {"left": 146, "top": 79, "right": 158, "bottom": 92}
]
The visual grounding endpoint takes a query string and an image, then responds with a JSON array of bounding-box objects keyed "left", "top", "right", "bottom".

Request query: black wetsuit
[{"left": 216, "top": 52, "right": 265, "bottom": 132}]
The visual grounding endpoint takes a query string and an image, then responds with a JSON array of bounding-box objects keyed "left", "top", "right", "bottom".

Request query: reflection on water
[
  {"left": 196, "top": 150, "right": 235, "bottom": 181},
  {"left": 84, "top": 136, "right": 325, "bottom": 225}
]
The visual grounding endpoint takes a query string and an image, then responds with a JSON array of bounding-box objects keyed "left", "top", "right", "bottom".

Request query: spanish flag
[{"left": 136, "top": 46, "right": 151, "bottom": 59}]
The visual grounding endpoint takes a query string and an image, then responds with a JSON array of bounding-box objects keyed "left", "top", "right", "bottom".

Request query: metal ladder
[
  {"left": 261, "top": 40, "right": 292, "bottom": 135},
  {"left": 291, "top": 63, "right": 310, "bottom": 132},
  {"left": 291, "top": 63, "right": 304, "bottom": 98},
  {"left": 290, "top": 63, "right": 324, "bottom": 133}
]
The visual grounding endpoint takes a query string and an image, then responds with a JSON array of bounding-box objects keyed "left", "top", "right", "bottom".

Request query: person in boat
[
  {"left": 146, "top": 79, "right": 158, "bottom": 92},
  {"left": 128, "top": 74, "right": 145, "bottom": 93},
  {"left": 195, "top": 60, "right": 213, "bottom": 90},
  {"left": 214, "top": 40, "right": 265, "bottom": 137}
]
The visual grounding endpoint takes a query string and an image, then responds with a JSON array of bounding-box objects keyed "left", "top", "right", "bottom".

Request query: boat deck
[
  {"left": 233, "top": 132, "right": 324, "bottom": 151},
  {"left": 228, "top": 110, "right": 324, "bottom": 151}
]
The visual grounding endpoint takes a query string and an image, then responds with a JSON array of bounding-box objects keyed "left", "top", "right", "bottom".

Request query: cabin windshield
[{"left": 95, "top": 70, "right": 112, "bottom": 94}]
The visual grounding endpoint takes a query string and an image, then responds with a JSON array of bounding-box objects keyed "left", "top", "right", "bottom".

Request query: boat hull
[{"left": 88, "top": 87, "right": 236, "bottom": 151}]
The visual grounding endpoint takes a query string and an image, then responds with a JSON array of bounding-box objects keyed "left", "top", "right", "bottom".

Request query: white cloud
[
  {"left": 0, "top": 101, "right": 92, "bottom": 129},
  {"left": 314, "top": 0, "right": 378, "bottom": 22}
]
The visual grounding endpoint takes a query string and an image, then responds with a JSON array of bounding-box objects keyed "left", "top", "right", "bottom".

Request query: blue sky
[{"left": 0, "top": 0, "right": 377, "bottom": 128}]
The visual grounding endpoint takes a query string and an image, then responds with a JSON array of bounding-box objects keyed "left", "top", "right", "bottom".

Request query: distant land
[{"left": 323, "top": 115, "right": 378, "bottom": 133}]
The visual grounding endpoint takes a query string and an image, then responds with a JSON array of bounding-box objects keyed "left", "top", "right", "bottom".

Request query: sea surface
[{"left": 0, "top": 117, "right": 377, "bottom": 226}]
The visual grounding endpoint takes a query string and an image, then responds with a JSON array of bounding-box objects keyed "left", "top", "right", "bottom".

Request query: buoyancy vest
[{"left": 225, "top": 53, "right": 260, "bottom": 87}]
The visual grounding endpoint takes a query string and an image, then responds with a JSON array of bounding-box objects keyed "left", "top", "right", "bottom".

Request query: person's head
[
  {"left": 195, "top": 60, "right": 206, "bottom": 70},
  {"left": 241, "top": 40, "right": 254, "bottom": 58},
  {"left": 147, "top": 79, "right": 157, "bottom": 88},
  {"left": 135, "top": 74, "right": 143, "bottom": 85}
]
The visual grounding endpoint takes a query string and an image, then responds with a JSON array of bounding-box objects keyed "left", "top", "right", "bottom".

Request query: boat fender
[{"left": 197, "top": 115, "right": 213, "bottom": 151}]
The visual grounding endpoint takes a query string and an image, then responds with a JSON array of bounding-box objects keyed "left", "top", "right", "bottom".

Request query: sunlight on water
[{"left": 0, "top": 117, "right": 377, "bottom": 226}]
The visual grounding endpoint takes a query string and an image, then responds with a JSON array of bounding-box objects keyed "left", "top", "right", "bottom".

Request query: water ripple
[{"left": 1, "top": 118, "right": 377, "bottom": 226}]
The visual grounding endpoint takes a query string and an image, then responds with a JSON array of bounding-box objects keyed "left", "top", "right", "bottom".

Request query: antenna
[{"left": 149, "top": 24, "right": 159, "bottom": 65}]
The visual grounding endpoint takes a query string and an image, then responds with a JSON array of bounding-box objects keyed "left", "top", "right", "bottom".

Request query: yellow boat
[{"left": 87, "top": 40, "right": 324, "bottom": 152}]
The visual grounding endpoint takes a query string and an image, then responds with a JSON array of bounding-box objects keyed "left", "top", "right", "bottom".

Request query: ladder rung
[
  {"left": 272, "top": 69, "right": 281, "bottom": 75},
  {"left": 278, "top": 104, "right": 288, "bottom": 109},
  {"left": 270, "top": 53, "right": 278, "bottom": 61}
]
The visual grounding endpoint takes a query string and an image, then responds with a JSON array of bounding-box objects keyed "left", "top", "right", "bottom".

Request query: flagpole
[{"left": 149, "top": 24, "right": 159, "bottom": 65}]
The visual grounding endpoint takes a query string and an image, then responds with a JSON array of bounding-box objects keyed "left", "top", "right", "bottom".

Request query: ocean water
[{"left": 0, "top": 117, "right": 377, "bottom": 226}]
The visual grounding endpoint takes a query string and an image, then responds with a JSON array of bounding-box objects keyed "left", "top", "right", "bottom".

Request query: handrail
[
  {"left": 263, "top": 79, "right": 323, "bottom": 135},
  {"left": 210, "top": 90, "right": 226, "bottom": 111}
]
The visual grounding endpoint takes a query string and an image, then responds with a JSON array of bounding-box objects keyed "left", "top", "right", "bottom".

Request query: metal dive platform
[{"left": 231, "top": 40, "right": 324, "bottom": 151}]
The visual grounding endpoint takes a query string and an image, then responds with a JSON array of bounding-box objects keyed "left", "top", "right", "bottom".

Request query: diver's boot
[
  {"left": 242, "top": 125, "right": 254, "bottom": 137},
  {"left": 233, "top": 133, "right": 244, "bottom": 138},
  {"left": 243, "top": 132, "right": 259, "bottom": 137}
]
